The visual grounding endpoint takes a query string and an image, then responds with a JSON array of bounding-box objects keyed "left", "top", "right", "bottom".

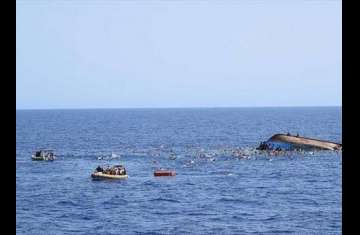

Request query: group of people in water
[{"left": 95, "top": 165, "right": 126, "bottom": 175}]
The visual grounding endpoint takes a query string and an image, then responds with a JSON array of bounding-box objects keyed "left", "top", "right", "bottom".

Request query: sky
[{"left": 16, "top": 0, "right": 342, "bottom": 109}]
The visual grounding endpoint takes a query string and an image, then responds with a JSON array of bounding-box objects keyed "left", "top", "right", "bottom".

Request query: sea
[{"left": 16, "top": 107, "right": 342, "bottom": 234}]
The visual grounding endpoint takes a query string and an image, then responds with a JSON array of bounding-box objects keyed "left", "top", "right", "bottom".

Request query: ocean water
[{"left": 16, "top": 107, "right": 342, "bottom": 234}]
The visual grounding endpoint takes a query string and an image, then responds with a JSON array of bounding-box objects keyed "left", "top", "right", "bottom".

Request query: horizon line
[{"left": 16, "top": 105, "right": 342, "bottom": 111}]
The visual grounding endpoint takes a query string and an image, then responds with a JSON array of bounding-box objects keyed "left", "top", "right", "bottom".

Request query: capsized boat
[
  {"left": 91, "top": 165, "right": 128, "bottom": 180},
  {"left": 154, "top": 169, "right": 176, "bottom": 177},
  {"left": 31, "top": 150, "right": 56, "bottom": 161},
  {"left": 257, "top": 133, "right": 342, "bottom": 151}
]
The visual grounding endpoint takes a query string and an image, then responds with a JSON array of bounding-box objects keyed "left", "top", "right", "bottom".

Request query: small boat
[
  {"left": 154, "top": 169, "right": 176, "bottom": 177},
  {"left": 257, "top": 133, "right": 342, "bottom": 151},
  {"left": 91, "top": 165, "right": 128, "bottom": 180},
  {"left": 31, "top": 150, "right": 56, "bottom": 161}
]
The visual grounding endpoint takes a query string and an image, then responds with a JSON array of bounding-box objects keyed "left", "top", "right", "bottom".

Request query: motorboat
[{"left": 31, "top": 149, "right": 56, "bottom": 161}]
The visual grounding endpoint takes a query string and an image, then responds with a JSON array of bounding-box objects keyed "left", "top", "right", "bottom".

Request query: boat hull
[
  {"left": 31, "top": 155, "right": 55, "bottom": 161},
  {"left": 91, "top": 172, "right": 128, "bottom": 180},
  {"left": 154, "top": 170, "right": 176, "bottom": 177},
  {"left": 258, "top": 134, "right": 342, "bottom": 151}
]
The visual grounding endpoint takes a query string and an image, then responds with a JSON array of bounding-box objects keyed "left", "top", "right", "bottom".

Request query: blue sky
[{"left": 16, "top": 1, "right": 341, "bottom": 109}]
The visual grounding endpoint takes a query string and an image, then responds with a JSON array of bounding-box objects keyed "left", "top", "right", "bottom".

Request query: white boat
[{"left": 31, "top": 150, "right": 56, "bottom": 161}]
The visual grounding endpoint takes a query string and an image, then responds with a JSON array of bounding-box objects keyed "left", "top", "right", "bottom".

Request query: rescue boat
[{"left": 154, "top": 169, "right": 176, "bottom": 177}]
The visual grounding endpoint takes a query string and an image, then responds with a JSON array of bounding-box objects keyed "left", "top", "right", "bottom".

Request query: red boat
[{"left": 154, "top": 169, "right": 176, "bottom": 177}]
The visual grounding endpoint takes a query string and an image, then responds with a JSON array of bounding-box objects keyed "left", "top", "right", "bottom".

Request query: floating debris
[
  {"left": 97, "top": 152, "right": 120, "bottom": 160},
  {"left": 169, "top": 155, "right": 177, "bottom": 160},
  {"left": 111, "top": 152, "right": 120, "bottom": 159}
]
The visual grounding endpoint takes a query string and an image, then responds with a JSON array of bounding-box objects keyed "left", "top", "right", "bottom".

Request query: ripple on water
[{"left": 149, "top": 197, "right": 181, "bottom": 203}]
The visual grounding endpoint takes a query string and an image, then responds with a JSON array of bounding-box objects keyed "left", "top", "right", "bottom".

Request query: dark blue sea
[{"left": 16, "top": 107, "right": 342, "bottom": 234}]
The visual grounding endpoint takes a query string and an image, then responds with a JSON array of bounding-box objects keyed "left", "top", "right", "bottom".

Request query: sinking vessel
[{"left": 257, "top": 133, "right": 342, "bottom": 151}]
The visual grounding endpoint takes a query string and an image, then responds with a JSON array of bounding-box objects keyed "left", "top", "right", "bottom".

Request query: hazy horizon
[
  {"left": 16, "top": 1, "right": 341, "bottom": 109},
  {"left": 16, "top": 105, "right": 341, "bottom": 111}
]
